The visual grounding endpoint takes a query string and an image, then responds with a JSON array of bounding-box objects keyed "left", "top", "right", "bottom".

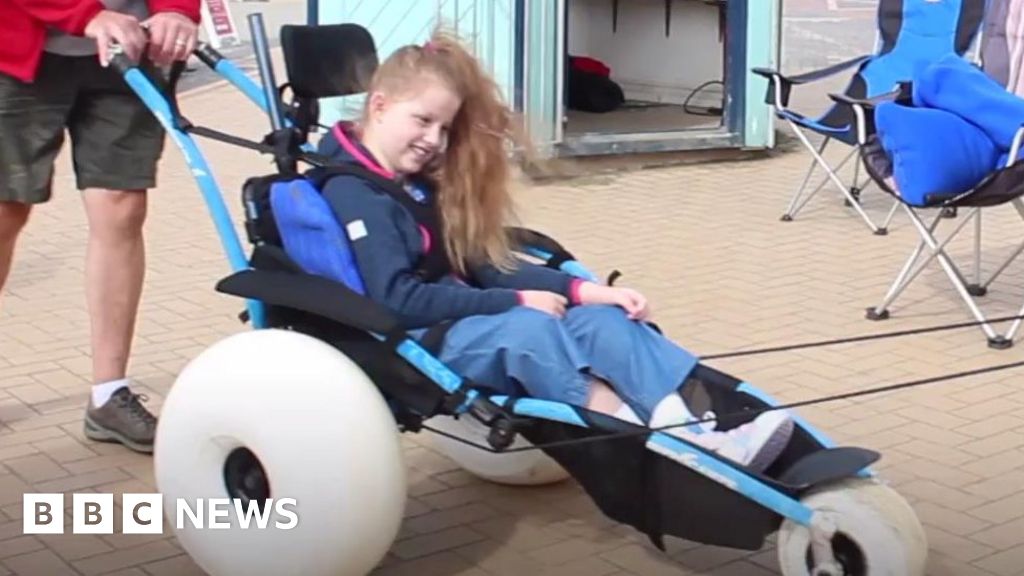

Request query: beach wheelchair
[{"left": 113, "top": 18, "right": 929, "bottom": 576}]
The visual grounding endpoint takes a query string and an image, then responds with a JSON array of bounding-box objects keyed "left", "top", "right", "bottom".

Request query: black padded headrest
[{"left": 280, "top": 24, "right": 379, "bottom": 99}]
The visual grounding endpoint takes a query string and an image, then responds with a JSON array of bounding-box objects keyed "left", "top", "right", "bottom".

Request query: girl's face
[{"left": 365, "top": 77, "right": 462, "bottom": 175}]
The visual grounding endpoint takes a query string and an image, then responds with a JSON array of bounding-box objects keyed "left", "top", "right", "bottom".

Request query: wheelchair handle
[
  {"left": 107, "top": 44, "right": 137, "bottom": 75},
  {"left": 194, "top": 42, "right": 224, "bottom": 69}
]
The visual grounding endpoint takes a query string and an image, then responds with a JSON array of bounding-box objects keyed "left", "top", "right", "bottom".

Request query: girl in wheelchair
[{"left": 308, "top": 29, "right": 794, "bottom": 472}]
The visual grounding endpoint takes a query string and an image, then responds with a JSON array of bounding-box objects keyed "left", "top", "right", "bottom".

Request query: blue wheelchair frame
[{"left": 112, "top": 29, "right": 876, "bottom": 547}]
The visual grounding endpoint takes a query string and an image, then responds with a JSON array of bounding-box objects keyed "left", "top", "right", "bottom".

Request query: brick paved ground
[{"left": 5, "top": 39, "right": 1024, "bottom": 576}]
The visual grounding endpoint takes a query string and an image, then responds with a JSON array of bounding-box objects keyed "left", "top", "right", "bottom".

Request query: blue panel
[
  {"left": 270, "top": 179, "right": 368, "bottom": 294},
  {"left": 862, "top": 0, "right": 981, "bottom": 96}
]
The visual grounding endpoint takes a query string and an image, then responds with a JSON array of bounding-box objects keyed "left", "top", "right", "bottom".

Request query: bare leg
[
  {"left": 585, "top": 377, "right": 645, "bottom": 424},
  {"left": 82, "top": 189, "right": 147, "bottom": 384},
  {"left": 80, "top": 188, "right": 157, "bottom": 454},
  {"left": 586, "top": 378, "right": 627, "bottom": 414},
  {"left": 0, "top": 202, "right": 31, "bottom": 306}
]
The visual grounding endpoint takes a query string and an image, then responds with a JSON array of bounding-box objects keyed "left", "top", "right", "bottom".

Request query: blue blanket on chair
[{"left": 875, "top": 54, "right": 1024, "bottom": 206}]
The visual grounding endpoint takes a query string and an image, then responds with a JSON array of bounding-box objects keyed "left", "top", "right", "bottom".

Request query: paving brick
[
  {"left": 924, "top": 527, "right": 997, "bottom": 564},
  {"left": 5, "top": 385, "right": 63, "bottom": 407},
  {"left": 139, "top": 553, "right": 207, "bottom": 576},
  {"left": 5, "top": 411, "right": 88, "bottom": 434},
  {"left": 533, "top": 555, "right": 621, "bottom": 576},
  {"left": 1, "top": 549, "right": 78, "bottom": 576},
  {"left": 4, "top": 455, "right": 68, "bottom": 484},
  {"left": 36, "top": 533, "right": 114, "bottom": 563},
  {"left": 71, "top": 541, "right": 181, "bottom": 576},
  {"left": 924, "top": 552, "right": 996, "bottom": 576},
  {"left": 468, "top": 517, "right": 570, "bottom": 552},
  {"left": 600, "top": 543, "right": 691, "bottom": 576},
  {"left": 403, "top": 503, "right": 500, "bottom": 535},
  {"left": 527, "top": 537, "right": 621, "bottom": 566},
  {"left": 371, "top": 551, "right": 476, "bottom": 576},
  {"left": 31, "top": 469, "right": 131, "bottom": 495},
  {"left": 454, "top": 542, "right": 545, "bottom": 576},
  {"left": 0, "top": 537, "right": 45, "bottom": 561},
  {"left": 28, "top": 438, "right": 96, "bottom": 465},
  {"left": 102, "top": 570, "right": 148, "bottom": 576},
  {"left": 389, "top": 526, "right": 488, "bottom": 560},
  {"left": 0, "top": 476, "right": 33, "bottom": 508}
]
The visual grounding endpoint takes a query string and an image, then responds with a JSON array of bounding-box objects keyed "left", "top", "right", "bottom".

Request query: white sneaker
[{"left": 668, "top": 410, "right": 794, "bottom": 472}]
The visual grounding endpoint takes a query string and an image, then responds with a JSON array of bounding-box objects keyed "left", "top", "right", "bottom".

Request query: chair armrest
[
  {"left": 215, "top": 269, "right": 401, "bottom": 336},
  {"left": 828, "top": 82, "right": 911, "bottom": 110},
  {"left": 827, "top": 83, "right": 912, "bottom": 145},
  {"left": 753, "top": 54, "right": 871, "bottom": 109},
  {"left": 507, "top": 226, "right": 572, "bottom": 261},
  {"left": 506, "top": 226, "right": 601, "bottom": 282}
]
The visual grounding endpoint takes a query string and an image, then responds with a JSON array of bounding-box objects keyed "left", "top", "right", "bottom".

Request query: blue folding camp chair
[
  {"left": 832, "top": 52, "right": 1024, "bottom": 349},
  {"left": 754, "top": 0, "right": 989, "bottom": 235}
]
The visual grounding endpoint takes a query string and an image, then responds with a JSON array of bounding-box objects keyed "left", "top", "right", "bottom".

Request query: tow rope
[{"left": 423, "top": 313, "right": 1024, "bottom": 454}]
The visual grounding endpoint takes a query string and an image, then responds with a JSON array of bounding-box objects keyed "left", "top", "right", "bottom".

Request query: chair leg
[
  {"left": 880, "top": 198, "right": 901, "bottom": 231},
  {"left": 871, "top": 205, "right": 1004, "bottom": 344},
  {"left": 867, "top": 209, "right": 945, "bottom": 319},
  {"left": 969, "top": 210, "right": 984, "bottom": 295},
  {"left": 867, "top": 206, "right": 978, "bottom": 319},
  {"left": 980, "top": 200, "right": 1024, "bottom": 292},
  {"left": 785, "top": 142, "right": 861, "bottom": 221},
  {"left": 844, "top": 150, "right": 863, "bottom": 207},
  {"left": 781, "top": 136, "right": 830, "bottom": 222},
  {"left": 784, "top": 119, "right": 884, "bottom": 234}
]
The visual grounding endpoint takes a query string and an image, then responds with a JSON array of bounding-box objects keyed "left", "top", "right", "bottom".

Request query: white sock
[
  {"left": 649, "top": 393, "right": 702, "bottom": 435},
  {"left": 613, "top": 403, "right": 644, "bottom": 425},
  {"left": 92, "top": 378, "right": 129, "bottom": 407}
]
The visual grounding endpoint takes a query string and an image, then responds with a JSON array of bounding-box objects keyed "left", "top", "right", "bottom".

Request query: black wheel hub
[
  {"left": 805, "top": 532, "right": 868, "bottom": 576},
  {"left": 223, "top": 447, "right": 271, "bottom": 512}
]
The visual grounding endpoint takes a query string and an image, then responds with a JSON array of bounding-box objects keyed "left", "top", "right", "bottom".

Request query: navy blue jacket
[{"left": 312, "top": 124, "right": 584, "bottom": 329}]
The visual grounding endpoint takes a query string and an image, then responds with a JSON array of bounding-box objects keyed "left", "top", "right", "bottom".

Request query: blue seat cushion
[
  {"left": 875, "top": 102, "right": 999, "bottom": 206},
  {"left": 269, "top": 178, "right": 367, "bottom": 295}
]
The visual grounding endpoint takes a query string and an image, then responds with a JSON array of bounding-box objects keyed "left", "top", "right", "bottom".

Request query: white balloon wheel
[
  {"left": 426, "top": 413, "right": 569, "bottom": 486},
  {"left": 155, "top": 329, "right": 407, "bottom": 576},
  {"left": 777, "top": 478, "right": 927, "bottom": 576}
]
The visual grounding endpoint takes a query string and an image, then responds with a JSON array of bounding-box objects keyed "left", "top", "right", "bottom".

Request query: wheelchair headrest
[{"left": 280, "top": 24, "right": 379, "bottom": 99}]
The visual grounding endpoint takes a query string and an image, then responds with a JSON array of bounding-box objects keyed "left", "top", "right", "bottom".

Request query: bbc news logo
[{"left": 23, "top": 493, "right": 298, "bottom": 534}]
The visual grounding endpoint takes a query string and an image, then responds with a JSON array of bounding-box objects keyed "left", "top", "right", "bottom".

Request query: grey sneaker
[{"left": 84, "top": 388, "right": 157, "bottom": 454}]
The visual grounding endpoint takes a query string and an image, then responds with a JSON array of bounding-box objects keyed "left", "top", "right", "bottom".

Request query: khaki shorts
[{"left": 0, "top": 53, "right": 170, "bottom": 204}]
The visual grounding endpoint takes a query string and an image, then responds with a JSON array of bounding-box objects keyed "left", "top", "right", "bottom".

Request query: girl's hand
[
  {"left": 578, "top": 282, "right": 651, "bottom": 320},
  {"left": 519, "top": 290, "right": 568, "bottom": 317}
]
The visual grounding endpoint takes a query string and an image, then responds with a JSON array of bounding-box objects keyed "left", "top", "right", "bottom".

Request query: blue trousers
[{"left": 434, "top": 305, "right": 699, "bottom": 422}]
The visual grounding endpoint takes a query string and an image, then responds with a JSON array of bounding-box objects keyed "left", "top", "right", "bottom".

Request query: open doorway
[{"left": 563, "top": 0, "right": 728, "bottom": 138}]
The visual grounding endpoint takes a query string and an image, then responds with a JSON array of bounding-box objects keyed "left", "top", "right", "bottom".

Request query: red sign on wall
[{"left": 201, "top": 0, "right": 241, "bottom": 48}]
